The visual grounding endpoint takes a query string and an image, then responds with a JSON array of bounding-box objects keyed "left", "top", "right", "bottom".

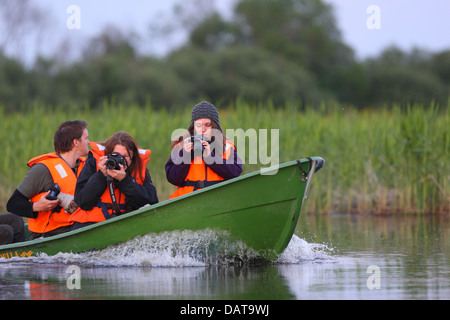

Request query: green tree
[
  {"left": 0, "top": 52, "right": 30, "bottom": 111},
  {"left": 189, "top": 13, "right": 246, "bottom": 51},
  {"left": 234, "top": 0, "right": 354, "bottom": 81},
  {"left": 432, "top": 50, "right": 450, "bottom": 86},
  {"left": 169, "top": 45, "right": 322, "bottom": 106},
  {"left": 365, "top": 47, "right": 448, "bottom": 106},
  {"left": 181, "top": 0, "right": 358, "bottom": 105}
]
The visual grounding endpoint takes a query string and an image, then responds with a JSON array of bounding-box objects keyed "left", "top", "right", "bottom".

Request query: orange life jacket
[
  {"left": 169, "top": 139, "right": 236, "bottom": 199},
  {"left": 69, "top": 142, "right": 151, "bottom": 223},
  {"left": 28, "top": 153, "right": 86, "bottom": 234}
]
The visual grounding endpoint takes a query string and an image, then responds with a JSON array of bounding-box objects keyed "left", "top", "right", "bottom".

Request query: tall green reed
[{"left": 0, "top": 102, "right": 448, "bottom": 214}]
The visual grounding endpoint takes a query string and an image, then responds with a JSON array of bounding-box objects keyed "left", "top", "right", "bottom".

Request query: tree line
[{"left": 0, "top": 0, "right": 449, "bottom": 112}]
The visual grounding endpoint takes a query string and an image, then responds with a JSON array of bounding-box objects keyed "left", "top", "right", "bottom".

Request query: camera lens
[
  {"left": 105, "top": 158, "right": 118, "bottom": 170},
  {"left": 106, "top": 153, "right": 126, "bottom": 170}
]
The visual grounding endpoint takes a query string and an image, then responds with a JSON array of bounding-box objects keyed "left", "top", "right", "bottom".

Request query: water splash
[
  {"left": 23, "top": 229, "right": 260, "bottom": 267},
  {"left": 275, "top": 235, "right": 335, "bottom": 264},
  {"left": 1, "top": 230, "right": 334, "bottom": 267}
]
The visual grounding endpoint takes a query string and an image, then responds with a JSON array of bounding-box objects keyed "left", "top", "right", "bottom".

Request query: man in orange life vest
[
  {"left": 7, "top": 120, "right": 90, "bottom": 240},
  {"left": 165, "top": 101, "right": 242, "bottom": 198}
]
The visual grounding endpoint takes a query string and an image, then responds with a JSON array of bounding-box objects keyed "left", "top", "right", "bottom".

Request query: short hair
[{"left": 54, "top": 120, "right": 88, "bottom": 154}]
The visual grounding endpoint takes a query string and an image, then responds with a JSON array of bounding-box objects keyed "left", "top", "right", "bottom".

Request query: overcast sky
[{"left": 10, "top": 0, "right": 450, "bottom": 63}]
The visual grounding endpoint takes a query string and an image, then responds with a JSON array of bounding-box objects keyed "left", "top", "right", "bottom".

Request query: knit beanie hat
[{"left": 191, "top": 101, "right": 221, "bottom": 130}]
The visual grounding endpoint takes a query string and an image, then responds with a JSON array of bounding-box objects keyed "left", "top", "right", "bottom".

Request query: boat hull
[{"left": 0, "top": 157, "right": 324, "bottom": 261}]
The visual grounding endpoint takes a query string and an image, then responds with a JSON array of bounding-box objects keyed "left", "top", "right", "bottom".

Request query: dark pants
[
  {"left": 29, "top": 225, "right": 73, "bottom": 240},
  {"left": 0, "top": 214, "right": 25, "bottom": 245},
  {"left": 71, "top": 221, "right": 96, "bottom": 230}
]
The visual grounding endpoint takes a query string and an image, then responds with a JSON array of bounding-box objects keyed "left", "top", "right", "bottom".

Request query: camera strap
[{"left": 106, "top": 175, "right": 123, "bottom": 216}]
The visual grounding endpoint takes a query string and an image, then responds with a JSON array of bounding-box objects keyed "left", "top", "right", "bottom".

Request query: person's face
[
  {"left": 113, "top": 144, "right": 133, "bottom": 167},
  {"left": 75, "top": 128, "right": 89, "bottom": 156},
  {"left": 194, "top": 118, "right": 212, "bottom": 139}
]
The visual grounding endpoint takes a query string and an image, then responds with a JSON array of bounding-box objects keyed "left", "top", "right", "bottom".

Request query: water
[{"left": 0, "top": 214, "right": 448, "bottom": 301}]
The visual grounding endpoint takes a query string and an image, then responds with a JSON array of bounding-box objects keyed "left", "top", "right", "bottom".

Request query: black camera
[
  {"left": 190, "top": 135, "right": 211, "bottom": 152},
  {"left": 105, "top": 153, "right": 126, "bottom": 170},
  {"left": 46, "top": 183, "right": 61, "bottom": 200}
]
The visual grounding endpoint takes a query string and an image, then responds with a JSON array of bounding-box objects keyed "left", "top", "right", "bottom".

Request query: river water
[{"left": 0, "top": 214, "right": 448, "bottom": 301}]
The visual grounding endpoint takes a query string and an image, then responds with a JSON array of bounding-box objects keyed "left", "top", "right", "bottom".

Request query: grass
[{"left": 0, "top": 101, "right": 448, "bottom": 214}]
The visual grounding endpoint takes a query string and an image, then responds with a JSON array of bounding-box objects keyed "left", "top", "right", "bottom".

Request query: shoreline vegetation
[{"left": 0, "top": 102, "right": 448, "bottom": 215}]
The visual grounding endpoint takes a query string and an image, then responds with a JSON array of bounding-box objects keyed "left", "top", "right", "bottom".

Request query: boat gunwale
[{"left": 0, "top": 157, "right": 324, "bottom": 253}]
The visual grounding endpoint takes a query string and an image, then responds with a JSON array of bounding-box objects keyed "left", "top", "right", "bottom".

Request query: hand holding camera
[
  {"left": 190, "top": 135, "right": 211, "bottom": 152},
  {"left": 98, "top": 153, "right": 127, "bottom": 181},
  {"left": 45, "top": 183, "right": 79, "bottom": 213},
  {"left": 105, "top": 153, "right": 126, "bottom": 170},
  {"left": 32, "top": 184, "right": 60, "bottom": 212},
  {"left": 46, "top": 183, "right": 61, "bottom": 200},
  {"left": 183, "top": 135, "right": 212, "bottom": 157}
]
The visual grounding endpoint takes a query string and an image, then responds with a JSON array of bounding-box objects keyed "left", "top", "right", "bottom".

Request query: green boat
[{"left": 0, "top": 157, "right": 324, "bottom": 261}]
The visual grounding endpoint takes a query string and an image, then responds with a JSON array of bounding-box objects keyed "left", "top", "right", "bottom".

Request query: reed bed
[{"left": 0, "top": 102, "right": 448, "bottom": 214}]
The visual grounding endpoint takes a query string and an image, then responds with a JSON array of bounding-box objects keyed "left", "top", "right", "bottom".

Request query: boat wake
[
  {"left": 276, "top": 234, "right": 335, "bottom": 264},
  {"left": 1, "top": 230, "right": 334, "bottom": 267}
]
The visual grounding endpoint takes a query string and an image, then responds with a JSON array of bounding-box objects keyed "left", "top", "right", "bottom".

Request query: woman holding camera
[
  {"left": 70, "top": 131, "right": 158, "bottom": 230},
  {"left": 165, "top": 101, "right": 242, "bottom": 199}
]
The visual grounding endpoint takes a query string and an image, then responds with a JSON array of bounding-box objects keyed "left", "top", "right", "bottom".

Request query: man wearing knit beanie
[{"left": 191, "top": 101, "right": 222, "bottom": 131}]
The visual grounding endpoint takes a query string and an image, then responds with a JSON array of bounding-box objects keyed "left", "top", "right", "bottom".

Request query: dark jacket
[{"left": 75, "top": 152, "right": 158, "bottom": 213}]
